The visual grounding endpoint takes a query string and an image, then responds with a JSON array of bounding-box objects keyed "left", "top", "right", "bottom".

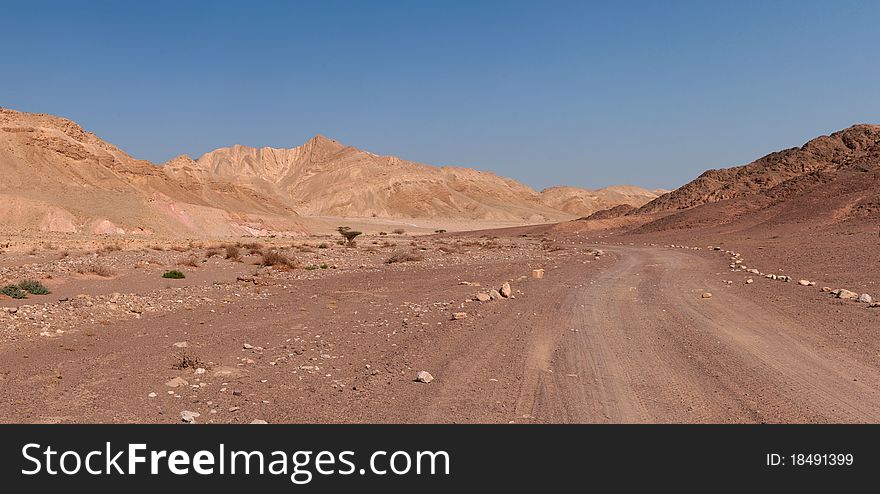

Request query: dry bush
[
  {"left": 381, "top": 241, "right": 397, "bottom": 248},
  {"left": 392, "top": 228, "right": 405, "bottom": 235},
  {"left": 58, "top": 250, "right": 70, "bottom": 258},
  {"left": 173, "top": 352, "right": 204, "bottom": 370},
  {"left": 180, "top": 256, "right": 200, "bottom": 267},
  {"left": 224, "top": 245, "right": 241, "bottom": 261},
  {"left": 261, "top": 250, "right": 296, "bottom": 269},
  {"left": 205, "top": 248, "right": 221, "bottom": 258},
  {"left": 239, "top": 241, "right": 264, "bottom": 250},
  {"left": 78, "top": 263, "right": 115, "bottom": 277},
  {"left": 385, "top": 249, "right": 424, "bottom": 264}
]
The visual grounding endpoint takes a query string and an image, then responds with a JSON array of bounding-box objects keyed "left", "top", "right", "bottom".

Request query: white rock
[
  {"left": 181, "top": 410, "right": 200, "bottom": 423},
  {"left": 797, "top": 280, "right": 810, "bottom": 286},
  {"left": 415, "top": 371, "right": 434, "bottom": 383},
  {"left": 858, "top": 293, "right": 873, "bottom": 304},
  {"left": 250, "top": 419, "right": 268, "bottom": 424}
]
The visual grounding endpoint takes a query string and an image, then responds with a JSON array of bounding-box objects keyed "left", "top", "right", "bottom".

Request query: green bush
[
  {"left": 162, "top": 270, "right": 186, "bottom": 279},
  {"left": 18, "top": 279, "right": 50, "bottom": 295},
  {"left": 1, "top": 284, "right": 28, "bottom": 299},
  {"left": 304, "top": 265, "right": 318, "bottom": 270},
  {"left": 319, "top": 263, "right": 328, "bottom": 269}
]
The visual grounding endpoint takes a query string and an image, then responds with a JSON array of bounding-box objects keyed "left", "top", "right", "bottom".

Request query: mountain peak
[{"left": 304, "top": 134, "right": 344, "bottom": 151}]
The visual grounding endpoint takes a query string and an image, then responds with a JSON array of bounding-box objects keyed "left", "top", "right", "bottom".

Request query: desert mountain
[
  {"left": 0, "top": 108, "right": 304, "bottom": 236},
  {"left": 165, "top": 137, "right": 577, "bottom": 222},
  {"left": 1, "top": 107, "right": 660, "bottom": 235},
  {"left": 629, "top": 124, "right": 880, "bottom": 232},
  {"left": 539, "top": 185, "right": 664, "bottom": 216}
]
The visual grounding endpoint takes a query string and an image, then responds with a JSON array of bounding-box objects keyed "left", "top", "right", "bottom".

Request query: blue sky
[{"left": 2, "top": 0, "right": 879, "bottom": 190}]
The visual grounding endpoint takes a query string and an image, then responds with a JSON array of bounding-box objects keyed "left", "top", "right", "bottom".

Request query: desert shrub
[
  {"left": 385, "top": 249, "right": 424, "bottom": 264},
  {"left": 79, "top": 263, "right": 114, "bottom": 277},
  {"left": 205, "top": 248, "right": 221, "bottom": 258},
  {"left": 317, "top": 242, "right": 329, "bottom": 249},
  {"left": 378, "top": 232, "right": 388, "bottom": 236},
  {"left": 392, "top": 228, "right": 405, "bottom": 235},
  {"left": 180, "top": 256, "right": 200, "bottom": 267},
  {"left": 225, "top": 245, "right": 241, "bottom": 260},
  {"left": 248, "top": 247, "right": 264, "bottom": 256},
  {"left": 18, "top": 279, "right": 50, "bottom": 295},
  {"left": 240, "top": 242, "right": 264, "bottom": 250},
  {"left": 102, "top": 244, "right": 122, "bottom": 253},
  {"left": 163, "top": 270, "right": 186, "bottom": 279},
  {"left": 260, "top": 250, "right": 295, "bottom": 269},
  {"left": 319, "top": 263, "right": 328, "bottom": 269},
  {"left": 304, "top": 264, "right": 318, "bottom": 271},
  {"left": 173, "top": 352, "right": 204, "bottom": 370},
  {"left": 1, "top": 285, "right": 28, "bottom": 299},
  {"left": 58, "top": 250, "right": 70, "bottom": 258},
  {"left": 434, "top": 229, "right": 447, "bottom": 234}
]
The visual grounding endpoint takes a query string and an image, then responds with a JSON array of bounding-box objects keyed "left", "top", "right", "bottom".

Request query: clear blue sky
[{"left": 3, "top": 0, "right": 879, "bottom": 190}]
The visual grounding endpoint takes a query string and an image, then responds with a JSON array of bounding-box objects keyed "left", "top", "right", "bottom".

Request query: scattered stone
[
  {"left": 500, "top": 282, "right": 512, "bottom": 298},
  {"left": 172, "top": 341, "right": 188, "bottom": 348},
  {"left": 531, "top": 269, "right": 544, "bottom": 279},
  {"left": 836, "top": 289, "right": 859, "bottom": 300},
  {"left": 797, "top": 280, "right": 811, "bottom": 286},
  {"left": 243, "top": 343, "right": 254, "bottom": 349},
  {"left": 213, "top": 366, "right": 245, "bottom": 379},
  {"left": 415, "top": 371, "right": 434, "bottom": 383},
  {"left": 181, "top": 410, "right": 200, "bottom": 423},
  {"left": 858, "top": 293, "right": 873, "bottom": 304},
  {"left": 821, "top": 287, "right": 832, "bottom": 292},
  {"left": 489, "top": 289, "right": 502, "bottom": 300},
  {"left": 745, "top": 279, "right": 753, "bottom": 284},
  {"left": 452, "top": 312, "right": 467, "bottom": 320},
  {"left": 148, "top": 392, "right": 157, "bottom": 398},
  {"left": 250, "top": 419, "right": 268, "bottom": 424},
  {"left": 474, "top": 292, "right": 491, "bottom": 302},
  {"left": 229, "top": 406, "right": 240, "bottom": 412},
  {"left": 164, "top": 377, "right": 189, "bottom": 388},
  {"left": 701, "top": 292, "right": 712, "bottom": 299},
  {"left": 194, "top": 367, "right": 206, "bottom": 375}
]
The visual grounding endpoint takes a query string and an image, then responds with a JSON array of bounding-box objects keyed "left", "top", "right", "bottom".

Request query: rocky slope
[
  {"left": 639, "top": 124, "right": 880, "bottom": 214},
  {"left": 540, "top": 185, "right": 663, "bottom": 216},
  {"left": 165, "top": 136, "right": 574, "bottom": 222},
  {"left": 629, "top": 124, "right": 880, "bottom": 232},
  {"left": 0, "top": 108, "right": 304, "bottom": 236}
]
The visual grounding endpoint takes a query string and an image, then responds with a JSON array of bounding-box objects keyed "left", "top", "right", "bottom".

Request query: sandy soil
[{"left": 1, "top": 229, "right": 877, "bottom": 424}]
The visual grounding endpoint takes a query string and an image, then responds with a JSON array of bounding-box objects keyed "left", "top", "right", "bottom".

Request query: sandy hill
[
  {"left": 0, "top": 108, "right": 304, "bottom": 236},
  {"left": 628, "top": 124, "right": 880, "bottom": 232},
  {"left": 165, "top": 136, "right": 577, "bottom": 222},
  {"left": 539, "top": 185, "right": 663, "bottom": 216}
]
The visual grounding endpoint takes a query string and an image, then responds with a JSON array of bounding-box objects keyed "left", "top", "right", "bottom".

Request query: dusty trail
[{"left": 502, "top": 247, "right": 880, "bottom": 423}]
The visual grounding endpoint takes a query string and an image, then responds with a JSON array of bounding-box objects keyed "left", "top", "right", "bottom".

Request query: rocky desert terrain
[{"left": 1, "top": 109, "right": 878, "bottom": 424}]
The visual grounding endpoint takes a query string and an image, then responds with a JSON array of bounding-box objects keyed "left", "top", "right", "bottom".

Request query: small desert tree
[{"left": 336, "top": 226, "right": 362, "bottom": 245}]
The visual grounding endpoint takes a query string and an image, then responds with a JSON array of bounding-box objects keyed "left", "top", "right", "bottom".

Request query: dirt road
[{"left": 1, "top": 244, "right": 878, "bottom": 423}]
